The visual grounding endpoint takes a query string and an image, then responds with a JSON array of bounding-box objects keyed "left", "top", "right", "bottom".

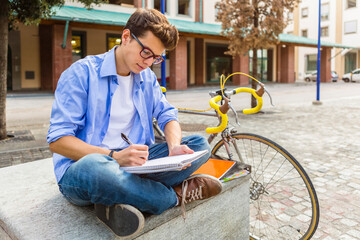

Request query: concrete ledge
[{"left": 0, "top": 158, "right": 249, "bottom": 240}]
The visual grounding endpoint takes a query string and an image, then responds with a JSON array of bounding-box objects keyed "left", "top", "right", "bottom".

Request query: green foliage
[
  {"left": 8, "top": 0, "right": 107, "bottom": 29},
  {"left": 216, "top": 0, "right": 300, "bottom": 56}
]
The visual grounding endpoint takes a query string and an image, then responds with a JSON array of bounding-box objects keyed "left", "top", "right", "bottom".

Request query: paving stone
[
  {"left": 340, "top": 218, "right": 358, "bottom": 227},
  {"left": 339, "top": 234, "right": 358, "bottom": 240},
  {"left": 0, "top": 160, "right": 11, "bottom": 168},
  {"left": 347, "top": 230, "right": 360, "bottom": 239},
  {"left": 295, "top": 214, "right": 311, "bottom": 223},
  {"left": 330, "top": 206, "right": 345, "bottom": 214},
  {"left": 21, "top": 150, "right": 34, "bottom": 163},
  {"left": 322, "top": 236, "right": 336, "bottom": 240},
  {"left": 326, "top": 211, "right": 343, "bottom": 220},
  {"left": 348, "top": 182, "right": 360, "bottom": 189}
]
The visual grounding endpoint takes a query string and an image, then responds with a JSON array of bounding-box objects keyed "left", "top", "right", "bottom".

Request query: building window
[
  {"left": 249, "top": 49, "right": 268, "bottom": 81},
  {"left": 321, "top": 26, "right": 329, "bottom": 37},
  {"left": 154, "top": 0, "right": 167, "bottom": 12},
  {"left": 178, "top": 0, "right": 191, "bottom": 16},
  {"left": 72, "top": 31, "right": 86, "bottom": 63},
  {"left": 206, "top": 44, "right": 232, "bottom": 83},
  {"left": 301, "top": 8, "right": 308, "bottom": 18},
  {"left": 344, "top": 20, "right": 357, "bottom": 34},
  {"left": 109, "top": 0, "right": 134, "bottom": 7},
  {"left": 288, "top": 12, "right": 294, "bottom": 21},
  {"left": 306, "top": 54, "right": 317, "bottom": 72},
  {"left": 347, "top": 0, "right": 357, "bottom": 8},
  {"left": 107, "top": 34, "right": 122, "bottom": 51},
  {"left": 321, "top": 3, "right": 329, "bottom": 21},
  {"left": 345, "top": 52, "right": 356, "bottom": 73},
  {"left": 302, "top": 29, "right": 308, "bottom": 37}
]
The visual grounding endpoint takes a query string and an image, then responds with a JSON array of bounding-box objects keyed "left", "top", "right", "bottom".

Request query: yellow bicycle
[{"left": 154, "top": 73, "right": 319, "bottom": 240}]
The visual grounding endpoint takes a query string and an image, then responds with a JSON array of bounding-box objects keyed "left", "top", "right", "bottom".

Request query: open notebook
[{"left": 119, "top": 150, "right": 208, "bottom": 174}]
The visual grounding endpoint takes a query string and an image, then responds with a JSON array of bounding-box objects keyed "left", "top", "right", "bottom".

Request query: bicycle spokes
[{"left": 212, "top": 133, "right": 319, "bottom": 240}]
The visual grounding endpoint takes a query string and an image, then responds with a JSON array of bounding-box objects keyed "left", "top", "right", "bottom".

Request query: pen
[
  {"left": 121, "top": 133, "right": 147, "bottom": 161},
  {"left": 121, "top": 133, "right": 133, "bottom": 146}
]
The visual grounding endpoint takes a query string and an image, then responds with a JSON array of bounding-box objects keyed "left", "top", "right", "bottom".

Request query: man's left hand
[
  {"left": 169, "top": 144, "right": 194, "bottom": 156},
  {"left": 169, "top": 145, "right": 194, "bottom": 169}
]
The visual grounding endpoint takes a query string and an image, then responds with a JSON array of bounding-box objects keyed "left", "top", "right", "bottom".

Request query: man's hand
[
  {"left": 169, "top": 144, "right": 194, "bottom": 156},
  {"left": 169, "top": 145, "right": 194, "bottom": 169},
  {"left": 114, "top": 145, "right": 149, "bottom": 166}
]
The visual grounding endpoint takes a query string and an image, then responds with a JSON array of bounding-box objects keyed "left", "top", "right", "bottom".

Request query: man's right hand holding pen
[{"left": 110, "top": 133, "right": 148, "bottom": 167}]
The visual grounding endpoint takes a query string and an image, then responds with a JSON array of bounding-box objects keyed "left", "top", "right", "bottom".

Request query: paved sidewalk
[
  {"left": 1, "top": 82, "right": 360, "bottom": 239},
  {"left": 175, "top": 86, "right": 360, "bottom": 239}
]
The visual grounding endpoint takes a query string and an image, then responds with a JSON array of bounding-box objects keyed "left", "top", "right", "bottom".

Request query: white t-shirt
[{"left": 100, "top": 73, "right": 136, "bottom": 150}]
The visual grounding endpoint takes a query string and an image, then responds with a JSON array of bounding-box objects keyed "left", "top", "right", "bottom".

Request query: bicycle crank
[{"left": 250, "top": 181, "right": 268, "bottom": 200}]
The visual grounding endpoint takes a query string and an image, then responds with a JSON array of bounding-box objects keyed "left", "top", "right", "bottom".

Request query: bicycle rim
[{"left": 212, "top": 133, "right": 319, "bottom": 240}]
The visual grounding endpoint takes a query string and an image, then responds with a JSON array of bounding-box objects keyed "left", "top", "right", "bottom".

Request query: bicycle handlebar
[
  {"left": 205, "top": 86, "right": 264, "bottom": 134},
  {"left": 206, "top": 95, "right": 229, "bottom": 134},
  {"left": 233, "top": 88, "right": 263, "bottom": 114}
]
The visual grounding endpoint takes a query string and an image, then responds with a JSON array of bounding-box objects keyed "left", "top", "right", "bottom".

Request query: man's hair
[{"left": 123, "top": 8, "right": 179, "bottom": 50}]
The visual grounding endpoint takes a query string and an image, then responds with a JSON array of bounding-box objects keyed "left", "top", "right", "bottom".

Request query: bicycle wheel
[{"left": 212, "top": 133, "right": 319, "bottom": 240}]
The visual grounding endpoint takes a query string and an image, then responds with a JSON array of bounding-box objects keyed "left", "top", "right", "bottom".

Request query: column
[
  {"left": 133, "top": 0, "right": 147, "bottom": 8},
  {"left": 277, "top": 45, "right": 295, "bottom": 83},
  {"left": 320, "top": 47, "right": 331, "bottom": 82},
  {"left": 195, "top": 0, "right": 204, "bottom": 22},
  {"left": 52, "top": 24, "right": 72, "bottom": 92},
  {"left": 232, "top": 54, "right": 249, "bottom": 86},
  {"left": 169, "top": 36, "right": 187, "bottom": 90}
]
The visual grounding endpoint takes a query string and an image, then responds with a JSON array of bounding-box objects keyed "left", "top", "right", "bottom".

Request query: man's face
[{"left": 121, "top": 30, "right": 165, "bottom": 74}]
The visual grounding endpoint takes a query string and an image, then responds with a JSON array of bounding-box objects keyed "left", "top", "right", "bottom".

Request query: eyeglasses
[{"left": 131, "top": 33, "right": 164, "bottom": 65}]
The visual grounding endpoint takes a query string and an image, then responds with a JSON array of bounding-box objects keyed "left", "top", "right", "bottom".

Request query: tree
[
  {"left": 0, "top": 0, "right": 106, "bottom": 140},
  {"left": 216, "top": 0, "right": 299, "bottom": 107}
]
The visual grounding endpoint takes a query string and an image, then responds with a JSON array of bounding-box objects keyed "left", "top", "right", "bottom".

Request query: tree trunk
[
  {"left": 251, "top": 0, "right": 259, "bottom": 108},
  {"left": 251, "top": 48, "right": 258, "bottom": 108},
  {"left": 0, "top": 0, "right": 8, "bottom": 140}
]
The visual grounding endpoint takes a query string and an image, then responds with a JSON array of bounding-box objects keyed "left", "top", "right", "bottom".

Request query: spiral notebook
[
  {"left": 119, "top": 150, "right": 209, "bottom": 174},
  {"left": 192, "top": 158, "right": 236, "bottom": 179}
]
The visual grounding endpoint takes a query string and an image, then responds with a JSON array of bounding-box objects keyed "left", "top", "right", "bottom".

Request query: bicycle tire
[{"left": 212, "top": 133, "right": 319, "bottom": 240}]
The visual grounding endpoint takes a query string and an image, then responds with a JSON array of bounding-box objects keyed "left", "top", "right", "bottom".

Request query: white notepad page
[{"left": 119, "top": 150, "right": 208, "bottom": 174}]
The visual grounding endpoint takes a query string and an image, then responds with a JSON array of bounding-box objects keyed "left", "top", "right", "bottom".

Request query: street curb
[{"left": 0, "top": 146, "right": 52, "bottom": 168}]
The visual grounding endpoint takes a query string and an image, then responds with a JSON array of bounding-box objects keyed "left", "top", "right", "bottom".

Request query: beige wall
[
  {"left": 19, "top": 24, "right": 41, "bottom": 89},
  {"left": 293, "top": 6, "right": 299, "bottom": 80},
  {"left": 72, "top": 27, "right": 122, "bottom": 55},
  {"left": 335, "top": 0, "right": 344, "bottom": 78}
]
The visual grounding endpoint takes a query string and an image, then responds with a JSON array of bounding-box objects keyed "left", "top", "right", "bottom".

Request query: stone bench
[{"left": 0, "top": 158, "right": 250, "bottom": 240}]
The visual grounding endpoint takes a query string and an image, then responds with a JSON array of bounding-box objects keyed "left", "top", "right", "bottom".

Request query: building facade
[
  {"left": 284, "top": 0, "right": 360, "bottom": 81},
  {"left": 7, "top": 0, "right": 350, "bottom": 92},
  {"left": 8, "top": 0, "right": 248, "bottom": 91}
]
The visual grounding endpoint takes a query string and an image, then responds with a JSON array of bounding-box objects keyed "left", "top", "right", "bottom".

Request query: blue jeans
[{"left": 58, "top": 135, "right": 211, "bottom": 215}]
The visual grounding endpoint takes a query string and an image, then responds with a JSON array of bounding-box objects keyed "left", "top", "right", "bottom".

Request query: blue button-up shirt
[{"left": 47, "top": 47, "right": 178, "bottom": 183}]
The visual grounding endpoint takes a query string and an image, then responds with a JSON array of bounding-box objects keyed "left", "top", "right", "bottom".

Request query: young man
[{"left": 48, "top": 8, "right": 222, "bottom": 238}]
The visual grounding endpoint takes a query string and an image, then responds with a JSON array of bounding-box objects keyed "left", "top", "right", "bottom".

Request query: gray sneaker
[{"left": 95, "top": 204, "right": 145, "bottom": 237}]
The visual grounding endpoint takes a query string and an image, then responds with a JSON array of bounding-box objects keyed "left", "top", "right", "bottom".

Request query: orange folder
[{"left": 193, "top": 158, "right": 236, "bottom": 179}]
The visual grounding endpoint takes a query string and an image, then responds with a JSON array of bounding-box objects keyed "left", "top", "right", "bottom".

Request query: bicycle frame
[
  {"left": 153, "top": 79, "right": 319, "bottom": 239},
  {"left": 178, "top": 106, "right": 245, "bottom": 164},
  {"left": 154, "top": 85, "right": 264, "bottom": 165}
]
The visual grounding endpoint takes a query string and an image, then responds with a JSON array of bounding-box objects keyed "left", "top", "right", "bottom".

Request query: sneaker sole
[{"left": 95, "top": 204, "right": 145, "bottom": 238}]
